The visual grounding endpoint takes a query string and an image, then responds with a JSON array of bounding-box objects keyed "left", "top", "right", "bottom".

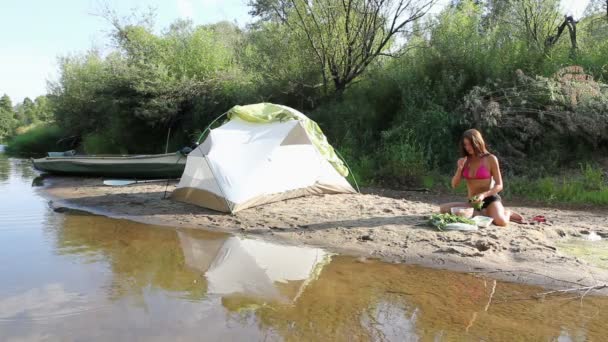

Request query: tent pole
[
  {"left": 197, "top": 111, "right": 229, "bottom": 144},
  {"left": 333, "top": 149, "right": 360, "bottom": 193}
]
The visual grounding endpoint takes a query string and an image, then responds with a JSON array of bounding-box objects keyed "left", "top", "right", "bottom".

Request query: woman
[{"left": 439, "top": 129, "right": 523, "bottom": 226}]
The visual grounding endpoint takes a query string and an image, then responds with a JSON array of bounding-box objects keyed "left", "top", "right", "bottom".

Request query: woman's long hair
[{"left": 460, "top": 129, "right": 489, "bottom": 157}]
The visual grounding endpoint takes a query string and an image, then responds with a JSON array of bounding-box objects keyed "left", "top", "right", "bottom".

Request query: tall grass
[
  {"left": 4, "top": 125, "right": 66, "bottom": 157},
  {"left": 505, "top": 164, "right": 608, "bottom": 205}
]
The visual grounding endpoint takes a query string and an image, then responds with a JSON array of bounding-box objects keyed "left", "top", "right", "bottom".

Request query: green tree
[
  {"left": 0, "top": 94, "right": 18, "bottom": 141},
  {"left": 585, "top": 0, "right": 608, "bottom": 18},
  {"left": 49, "top": 11, "right": 251, "bottom": 154},
  {"left": 249, "top": 0, "right": 437, "bottom": 94},
  {"left": 0, "top": 94, "right": 13, "bottom": 113},
  {"left": 14, "top": 97, "right": 39, "bottom": 126},
  {"left": 0, "top": 109, "right": 13, "bottom": 141},
  {"left": 33, "top": 96, "right": 53, "bottom": 122},
  {"left": 240, "top": 21, "right": 322, "bottom": 108},
  {"left": 503, "top": 0, "right": 578, "bottom": 55}
]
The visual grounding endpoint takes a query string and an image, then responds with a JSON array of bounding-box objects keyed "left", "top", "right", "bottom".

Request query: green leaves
[
  {"left": 48, "top": 19, "right": 251, "bottom": 154},
  {"left": 428, "top": 213, "right": 476, "bottom": 231},
  {"left": 469, "top": 196, "right": 483, "bottom": 211}
]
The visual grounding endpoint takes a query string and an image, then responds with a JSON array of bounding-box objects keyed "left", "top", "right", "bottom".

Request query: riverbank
[{"left": 40, "top": 176, "right": 608, "bottom": 292}]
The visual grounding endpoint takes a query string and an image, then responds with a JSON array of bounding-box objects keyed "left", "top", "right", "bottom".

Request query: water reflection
[
  {"left": 0, "top": 153, "right": 9, "bottom": 182},
  {"left": 0, "top": 283, "right": 92, "bottom": 321},
  {"left": 14, "top": 157, "right": 38, "bottom": 180},
  {"left": 0, "top": 154, "right": 38, "bottom": 183},
  {"left": 1, "top": 153, "right": 608, "bottom": 340},
  {"left": 179, "top": 232, "right": 331, "bottom": 303},
  {"left": 54, "top": 215, "right": 216, "bottom": 301},
  {"left": 36, "top": 215, "right": 608, "bottom": 340}
]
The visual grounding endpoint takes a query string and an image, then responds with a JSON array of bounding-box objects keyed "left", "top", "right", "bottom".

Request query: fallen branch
[
  {"left": 580, "top": 286, "right": 597, "bottom": 305},
  {"left": 535, "top": 284, "right": 607, "bottom": 299},
  {"left": 465, "top": 312, "right": 477, "bottom": 333},
  {"left": 484, "top": 280, "right": 497, "bottom": 312},
  {"left": 469, "top": 269, "right": 586, "bottom": 287}
]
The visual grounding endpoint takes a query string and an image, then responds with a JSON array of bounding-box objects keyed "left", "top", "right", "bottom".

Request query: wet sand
[{"left": 40, "top": 176, "right": 608, "bottom": 291}]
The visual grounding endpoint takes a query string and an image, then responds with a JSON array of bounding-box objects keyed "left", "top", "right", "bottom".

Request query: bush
[
  {"left": 82, "top": 132, "right": 124, "bottom": 155},
  {"left": 504, "top": 164, "right": 608, "bottom": 205},
  {"left": 376, "top": 129, "right": 428, "bottom": 186},
  {"left": 5, "top": 125, "right": 67, "bottom": 157}
]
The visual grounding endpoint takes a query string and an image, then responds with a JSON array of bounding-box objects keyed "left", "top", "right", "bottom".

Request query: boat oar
[{"left": 103, "top": 179, "right": 177, "bottom": 186}]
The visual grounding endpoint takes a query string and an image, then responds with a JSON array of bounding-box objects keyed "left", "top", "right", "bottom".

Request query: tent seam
[{"left": 204, "top": 155, "right": 234, "bottom": 214}]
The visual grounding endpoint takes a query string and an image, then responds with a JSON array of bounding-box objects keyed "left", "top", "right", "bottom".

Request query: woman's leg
[
  {"left": 484, "top": 201, "right": 510, "bottom": 226},
  {"left": 439, "top": 202, "right": 471, "bottom": 214}
]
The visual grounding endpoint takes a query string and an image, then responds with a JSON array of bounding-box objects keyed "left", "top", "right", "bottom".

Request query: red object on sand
[{"left": 532, "top": 215, "right": 546, "bottom": 223}]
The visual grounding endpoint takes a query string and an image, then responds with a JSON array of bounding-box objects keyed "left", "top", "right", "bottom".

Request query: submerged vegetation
[{"left": 3, "top": 0, "right": 608, "bottom": 204}]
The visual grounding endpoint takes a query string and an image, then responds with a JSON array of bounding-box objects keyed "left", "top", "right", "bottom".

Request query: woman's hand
[
  {"left": 471, "top": 193, "right": 485, "bottom": 203},
  {"left": 469, "top": 193, "right": 485, "bottom": 211},
  {"left": 457, "top": 157, "right": 467, "bottom": 171},
  {"left": 452, "top": 157, "right": 467, "bottom": 189}
]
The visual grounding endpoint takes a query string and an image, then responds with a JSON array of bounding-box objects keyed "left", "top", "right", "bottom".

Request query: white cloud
[
  {"left": 177, "top": 0, "right": 195, "bottom": 18},
  {"left": 0, "top": 284, "right": 91, "bottom": 320}
]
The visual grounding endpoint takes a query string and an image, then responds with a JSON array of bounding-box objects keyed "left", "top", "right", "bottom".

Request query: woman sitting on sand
[{"left": 439, "top": 129, "right": 524, "bottom": 226}]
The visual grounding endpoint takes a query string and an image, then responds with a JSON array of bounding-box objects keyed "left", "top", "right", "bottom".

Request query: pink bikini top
[{"left": 462, "top": 156, "right": 492, "bottom": 180}]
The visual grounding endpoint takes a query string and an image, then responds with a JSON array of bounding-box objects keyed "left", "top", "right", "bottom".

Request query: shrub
[{"left": 5, "top": 125, "right": 67, "bottom": 157}]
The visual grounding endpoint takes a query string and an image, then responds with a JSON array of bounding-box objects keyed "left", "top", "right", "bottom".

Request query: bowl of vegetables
[{"left": 450, "top": 207, "right": 474, "bottom": 218}]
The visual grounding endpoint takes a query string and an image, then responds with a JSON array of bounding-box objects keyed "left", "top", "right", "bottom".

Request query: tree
[
  {"left": 546, "top": 15, "right": 578, "bottom": 57},
  {"left": 0, "top": 109, "right": 13, "bottom": 141},
  {"left": 241, "top": 21, "right": 323, "bottom": 108},
  {"left": 33, "top": 96, "right": 53, "bottom": 122},
  {"left": 249, "top": 0, "right": 436, "bottom": 94},
  {"left": 0, "top": 94, "right": 13, "bottom": 113},
  {"left": 0, "top": 95, "right": 15, "bottom": 140},
  {"left": 508, "top": 0, "right": 562, "bottom": 52},
  {"left": 585, "top": 0, "right": 608, "bottom": 19},
  {"left": 15, "top": 97, "right": 38, "bottom": 125},
  {"left": 497, "top": 0, "right": 579, "bottom": 57}
]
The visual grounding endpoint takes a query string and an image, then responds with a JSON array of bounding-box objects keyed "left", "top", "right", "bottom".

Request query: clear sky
[{"left": 0, "top": 0, "right": 591, "bottom": 104}]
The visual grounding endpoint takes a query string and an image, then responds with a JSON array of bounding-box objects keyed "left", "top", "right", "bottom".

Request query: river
[{"left": 0, "top": 151, "right": 606, "bottom": 341}]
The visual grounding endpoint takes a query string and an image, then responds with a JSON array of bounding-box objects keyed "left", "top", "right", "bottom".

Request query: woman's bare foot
[{"left": 509, "top": 211, "right": 526, "bottom": 224}]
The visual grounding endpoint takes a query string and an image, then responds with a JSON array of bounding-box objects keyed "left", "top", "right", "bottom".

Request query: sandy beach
[{"left": 40, "top": 176, "right": 608, "bottom": 291}]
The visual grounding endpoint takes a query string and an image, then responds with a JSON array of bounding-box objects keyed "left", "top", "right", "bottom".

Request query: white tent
[
  {"left": 178, "top": 232, "right": 331, "bottom": 303},
  {"left": 171, "top": 103, "right": 356, "bottom": 213}
]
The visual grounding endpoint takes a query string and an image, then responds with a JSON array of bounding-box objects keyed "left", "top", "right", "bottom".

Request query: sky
[{"left": 0, "top": 0, "right": 591, "bottom": 104}]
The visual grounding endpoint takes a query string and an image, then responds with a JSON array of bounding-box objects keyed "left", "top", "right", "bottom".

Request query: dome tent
[{"left": 171, "top": 103, "right": 356, "bottom": 213}]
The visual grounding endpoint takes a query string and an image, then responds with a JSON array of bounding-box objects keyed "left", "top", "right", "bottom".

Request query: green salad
[{"left": 429, "top": 213, "right": 476, "bottom": 231}]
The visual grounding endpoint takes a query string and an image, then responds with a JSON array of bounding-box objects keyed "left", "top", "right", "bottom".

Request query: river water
[{"left": 0, "top": 152, "right": 606, "bottom": 341}]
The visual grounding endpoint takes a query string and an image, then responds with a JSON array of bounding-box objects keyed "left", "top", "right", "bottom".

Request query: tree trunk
[
  {"left": 545, "top": 15, "right": 577, "bottom": 56},
  {"left": 567, "top": 19, "right": 578, "bottom": 58}
]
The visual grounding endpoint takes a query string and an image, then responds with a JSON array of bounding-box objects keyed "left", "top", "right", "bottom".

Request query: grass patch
[
  {"left": 421, "top": 164, "right": 608, "bottom": 206},
  {"left": 505, "top": 164, "right": 608, "bottom": 205}
]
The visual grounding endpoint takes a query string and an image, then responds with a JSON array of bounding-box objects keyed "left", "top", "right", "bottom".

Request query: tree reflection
[
  {"left": 228, "top": 257, "right": 608, "bottom": 341},
  {"left": 53, "top": 215, "right": 225, "bottom": 301},
  {"left": 0, "top": 154, "right": 9, "bottom": 182},
  {"left": 49, "top": 213, "right": 608, "bottom": 341}
]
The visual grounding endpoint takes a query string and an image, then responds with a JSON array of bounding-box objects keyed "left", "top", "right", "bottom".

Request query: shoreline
[{"left": 39, "top": 176, "right": 608, "bottom": 293}]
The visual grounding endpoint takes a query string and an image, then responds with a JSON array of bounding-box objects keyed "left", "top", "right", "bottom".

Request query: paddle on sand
[{"left": 103, "top": 179, "right": 177, "bottom": 186}]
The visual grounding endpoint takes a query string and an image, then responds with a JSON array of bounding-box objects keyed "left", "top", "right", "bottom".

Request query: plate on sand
[{"left": 444, "top": 223, "right": 478, "bottom": 231}]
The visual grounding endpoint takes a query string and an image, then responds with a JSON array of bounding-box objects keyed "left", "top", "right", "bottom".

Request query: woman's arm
[
  {"left": 451, "top": 157, "right": 466, "bottom": 189},
  {"left": 481, "top": 155, "right": 503, "bottom": 197}
]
